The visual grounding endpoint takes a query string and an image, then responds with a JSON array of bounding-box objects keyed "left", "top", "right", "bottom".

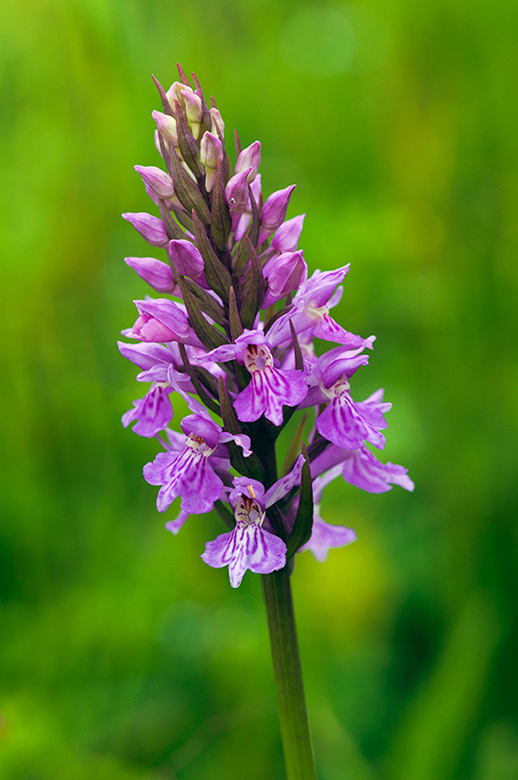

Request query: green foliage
[{"left": 1, "top": 0, "right": 517, "bottom": 777}]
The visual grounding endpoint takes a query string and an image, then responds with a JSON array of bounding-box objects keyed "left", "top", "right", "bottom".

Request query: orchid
[{"left": 118, "top": 66, "right": 414, "bottom": 780}]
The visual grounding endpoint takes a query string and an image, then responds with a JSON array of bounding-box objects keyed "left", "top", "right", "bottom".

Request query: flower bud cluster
[{"left": 119, "top": 67, "right": 414, "bottom": 587}]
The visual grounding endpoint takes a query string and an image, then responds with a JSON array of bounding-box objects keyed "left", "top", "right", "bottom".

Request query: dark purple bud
[
  {"left": 135, "top": 165, "right": 175, "bottom": 200},
  {"left": 258, "top": 185, "right": 296, "bottom": 244},
  {"left": 271, "top": 214, "right": 306, "bottom": 254},
  {"left": 122, "top": 212, "right": 169, "bottom": 247},
  {"left": 235, "top": 141, "right": 261, "bottom": 182}
]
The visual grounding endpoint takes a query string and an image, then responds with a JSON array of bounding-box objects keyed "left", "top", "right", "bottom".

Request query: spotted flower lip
[
  {"left": 199, "top": 330, "right": 308, "bottom": 426},
  {"left": 122, "top": 383, "right": 173, "bottom": 438},
  {"left": 143, "top": 409, "right": 252, "bottom": 515},
  {"left": 310, "top": 441, "right": 414, "bottom": 494},
  {"left": 266, "top": 265, "right": 372, "bottom": 351},
  {"left": 201, "top": 458, "right": 304, "bottom": 587}
]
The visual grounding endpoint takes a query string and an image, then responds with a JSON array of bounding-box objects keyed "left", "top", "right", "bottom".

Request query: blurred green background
[{"left": 1, "top": 0, "right": 517, "bottom": 777}]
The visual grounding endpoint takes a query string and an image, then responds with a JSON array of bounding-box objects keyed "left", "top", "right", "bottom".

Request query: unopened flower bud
[
  {"left": 200, "top": 132, "right": 223, "bottom": 192},
  {"left": 131, "top": 298, "right": 193, "bottom": 343},
  {"left": 124, "top": 256, "right": 179, "bottom": 294},
  {"left": 135, "top": 165, "right": 175, "bottom": 200},
  {"left": 235, "top": 175, "right": 262, "bottom": 241},
  {"left": 168, "top": 239, "right": 206, "bottom": 285},
  {"left": 263, "top": 250, "right": 308, "bottom": 307},
  {"left": 271, "top": 214, "right": 305, "bottom": 254},
  {"left": 152, "top": 110, "right": 179, "bottom": 146},
  {"left": 259, "top": 185, "right": 296, "bottom": 244},
  {"left": 182, "top": 90, "right": 203, "bottom": 139},
  {"left": 165, "top": 81, "right": 193, "bottom": 109},
  {"left": 210, "top": 107, "right": 225, "bottom": 139},
  {"left": 122, "top": 212, "right": 169, "bottom": 247},
  {"left": 235, "top": 141, "right": 261, "bottom": 182},
  {"left": 225, "top": 169, "right": 251, "bottom": 211}
]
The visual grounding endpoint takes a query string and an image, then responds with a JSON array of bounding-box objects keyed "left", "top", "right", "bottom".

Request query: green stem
[{"left": 261, "top": 567, "right": 317, "bottom": 780}]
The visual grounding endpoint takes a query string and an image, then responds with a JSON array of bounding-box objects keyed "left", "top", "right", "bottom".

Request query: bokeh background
[{"left": 1, "top": 0, "right": 517, "bottom": 777}]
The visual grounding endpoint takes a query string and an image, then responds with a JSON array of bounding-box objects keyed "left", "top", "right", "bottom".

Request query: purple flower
[
  {"left": 200, "top": 330, "right": 308, "bottom": 426},
  {"left": 235, "top": 175, "right": 262, "bottom": 241},
  {"left": 122, "top": 383, "right": 174, "bottom": 437},
  {"left": 134, "top": 165, "right": 175, "bottom": 200},
  {"left": 225, "top": 169, "right": 252, "bottom": 231},
  {"left": 235, "top": 141, "right": 261, "bottom": 182},
  {"left": 152, "top": 110, "right": 179, "bottom": 147},
  {"left": 167, "top": 239, "right": 208, "bottom": 288},
  {"left": 262, "top": 250, "right": 308, "bottom": 308},
  {"left": 117, "top": 340, "right": 190, "bottom": 386},
  {"left": 271, "top": 214, "right": 305, "bottom": 254},
  {"left": 316, "top": 383, "right": 391, "bottom": 451},
  {"left": 126, "top": 298, "right": 201, "bottom": 346},
  {"left": 258, "top": 185, "right": 296, "bottom": 244},
  {"left": 165, "top": 510, "right": 190, "bottom": 535},
  {"left": 202, "top": 457, "right": 304, "bottom": 587},
  {"left": 311, "top": 442, "right": 414, "bottom": 494},
  {"left": 144, "top": 403, "right": 252, "bottom": 514},
  {"left": 267, "top": 266, "right": 372, "bottom": 350},
  {"left": 298, "top": 468, "right": 356, "bottom": 561}
]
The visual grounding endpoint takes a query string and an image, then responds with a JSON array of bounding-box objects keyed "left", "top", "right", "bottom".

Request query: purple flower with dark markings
[
  {"left": 311, "top": 442, "right": 415, "bottom": 494},
  {"left": 316, "top": 385, "right": 391, "bottom": 451},
  {"left": 299, "top": 467, "right": 357, "bottom": 562},
  {"left": 119, "top": 67, "right": 416, "bottom": 780},
  {"left": 144, "top": 404, "right": 252, "bottom": 514},
  {"left": 200, "top": 329, "right": 308, "bottom": 426},
  {"left": 268, "top": 266, "right": 372, "bottom": 350},
  {"left": 202, "top": 457, "right": 303, "bottom": 587},
  {"left": 122, "top": 383, "right": 174, "bottom": 437}
]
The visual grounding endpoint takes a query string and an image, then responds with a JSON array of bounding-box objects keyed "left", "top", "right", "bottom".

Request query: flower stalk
[{"left": 262, "top": 567, "right": 317, "bottom": 780}]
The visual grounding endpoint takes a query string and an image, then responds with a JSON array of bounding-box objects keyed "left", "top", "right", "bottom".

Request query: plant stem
[{"left": 261, "top": 566, "right": 317, "bottom": 780}]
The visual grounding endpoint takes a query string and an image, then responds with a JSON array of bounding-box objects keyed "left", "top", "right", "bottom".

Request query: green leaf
[
  {"left": 158, "top": 199, "right": 186, "bottom": 240},
  {"left": 210, "top": 160, "right": 232, "bottom": 250},
  {"left": 218, "top": 377, "right": 264, "bottom": 480},
  {"left": 192, "top": 210, "right": 232, "bottom": 300},
  {"left": 178, "top": 344, "right": 221, "bottom": 416},
  {"left": 286, "top": 445, "right": 313, "bottom": 559},
  {"left": 229, "top": 286, "right": 244, "bottom": 340},
  {"left": 169, "top": 143, "right": 211, "bottom": 224},
  {"left": 240, "top": 237, "right": 265, "bottom": 329},
  {"left": 176, "top": 275, "right": 227, "bottom": 349}
]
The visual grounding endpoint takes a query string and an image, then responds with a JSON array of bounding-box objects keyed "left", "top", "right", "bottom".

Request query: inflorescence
[{"left": 118, "top": 66, "right": 414, "bottom": 588}]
